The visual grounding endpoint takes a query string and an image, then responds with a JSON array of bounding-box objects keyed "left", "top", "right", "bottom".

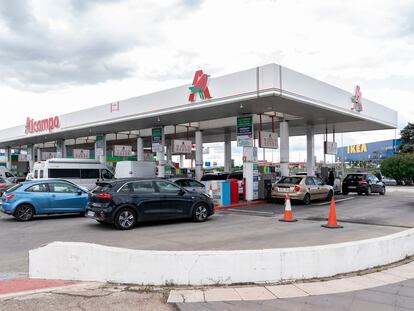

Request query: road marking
[{"left": 311, "top": 197, "right": 355, "bottom": 206}]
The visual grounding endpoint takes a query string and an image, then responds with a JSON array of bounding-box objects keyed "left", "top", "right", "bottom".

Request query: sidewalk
[{"left": 169, "top": 261, "right": 414, "bottom": 305}]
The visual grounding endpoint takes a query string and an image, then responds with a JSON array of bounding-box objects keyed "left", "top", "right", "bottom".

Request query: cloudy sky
[{"left": 1, "top": 0, "right": 413, "bottom": 165}]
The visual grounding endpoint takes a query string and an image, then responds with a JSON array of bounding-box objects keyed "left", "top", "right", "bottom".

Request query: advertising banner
[
  {"left": 237, "top": 115, "right": 253, "bottom": 147},
  {"left": 41, "top": 152, "right": 56, "bottom": 161},
  {"left": 243, "top": 147, "right": 258, "bottom": 162},
  {"left": 152, "top": 128, "right": 163, "bottom": 152},
  {"left": 73, "top": 149, "right": 90, "bottom": 159},
  {"left": 324, "top": 141, "right": 338, "bottom": 155},
  {"left": 114, "top": 145, "right": 132, "bottom": 157},
  {"left": 171, "top": 139, "right": 192, "bottom": 154},
  {"left": 259, "top": 131, "right": 278, "bottom": 149}
]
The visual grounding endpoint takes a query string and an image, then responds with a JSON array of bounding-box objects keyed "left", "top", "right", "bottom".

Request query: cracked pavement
[{"left": 0, "top": 284, "right": 175, "bottom": 311}]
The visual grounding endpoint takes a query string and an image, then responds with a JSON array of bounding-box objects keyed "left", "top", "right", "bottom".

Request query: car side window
[
  {"left": 175, "top": 180, "right": 188, "bottom": 187},
  {"left": 101, "top": 169, "right": 114, "bottom": 180},
  {"left": 188, "top": 180, "right": 203, "bottom": 187},
  {"left": 131, "top": 181, "right": 155, "bottom": 193},
  {"left": 49, "top": 183, "right": 79, "bottom": 193},
  {"left": 155, "top": 181, "right": 182, "bottom": 193},
  {"left": 34, "top": 170, "right": 38, "bottom": 179},
  {"left": 5, "top": 172, "right": 13, "bottom": 178},
  {"left": 26, "top": 183, "right": 48, "bottom": 192},
  {"left": 313, "top": 178, "right": 324, "bottom": 186},
  {"left": 305, "top": 177, "right": 315, "bottom": 186},
  {"left": 118, "top": 183, "right": 132, "bottom": 193},
  {"left": 39, "top": 170, "right": 44, "bottom": 178}
]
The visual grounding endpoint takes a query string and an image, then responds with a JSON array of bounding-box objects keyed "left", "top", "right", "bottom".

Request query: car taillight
[
  {"left": 0, "top": 184, "right": 7, "bottom": 188},
  {"left": 358, "top": 179, "right": 367, "bottom": 184},
  {"left": 97, "top": 192, "right": 111, "bottom": 200},
  {"left": 5, "top": 194, "right": 14, "bottom": 201},
  {"left": 294, "top": 185, "right": 301, "bottom": 192}
]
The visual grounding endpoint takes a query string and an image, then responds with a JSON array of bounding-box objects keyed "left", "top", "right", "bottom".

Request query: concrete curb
[{"left": 29, "top": 228, "right": 414, "bottom": 286}]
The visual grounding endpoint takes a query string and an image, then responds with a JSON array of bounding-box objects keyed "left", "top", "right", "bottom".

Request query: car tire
[
  {"left": 114, "top": 207, "right": 137, "bottom": 230},
  {"left": 366, "top": 186, "right": 372, "bottom": 195},
  {"left": 14, "top": 204, "right": 34, "bottom": 221},
  {"left": 342, "top": 190, "right": 348, "bottom": 195},
  {"left": 79, "top": 212, "right": 85, "bottom": 217},
  {"left": 326, "top": 190, "right": 333, "bottom": 201},
  {"left": 192, "top": 203, "right": 209, "bottom": 222},
  {"left": 303, "top": 193, "right": 311, "bottom": 205},
  {"left": 357, "top": 192, "right": 363, "bottom": 195},
  {"left": 380, "top": 187, "right": 386, "bottom": 195}
]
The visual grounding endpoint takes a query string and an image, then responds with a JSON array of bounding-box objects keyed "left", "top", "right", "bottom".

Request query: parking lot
[{"left": 1, "top": 188, "right": 413, "bottom": 277}]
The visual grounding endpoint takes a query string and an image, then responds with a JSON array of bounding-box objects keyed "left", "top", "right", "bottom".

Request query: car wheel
[
  {"left": 114, "top": 208, "right": 137, "bottom": 230},
  {"left": 380, "top": 187, "right": 386, "bottom": 195},
  {"left": 303, "top": 193, "right": 311, "bottom": 205},
  {"left": 79, "top": 212, "right": 85, "bottom": 217},
  {"left": 326, "top": 190, "right": 333, "bottom": 201},
  {"left": 14, "top": 204, "right": 34, "bottom": 221},
  {"left": 342, "top": 190, "right": 348, "bottom": 195},
  {"left": 366, "top": 186, "right": 372, "bottom": 195},
  {"left": 192, "top": 204, "right": 208, "bottom": 222}
]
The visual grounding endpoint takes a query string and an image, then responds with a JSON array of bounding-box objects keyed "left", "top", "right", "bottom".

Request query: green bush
[{"left": 381, "top": 153, "right": 414, "bottom": 183}]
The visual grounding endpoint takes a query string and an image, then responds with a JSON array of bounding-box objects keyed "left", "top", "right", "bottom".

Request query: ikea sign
[{"left": 347, "top": 144, "right": 368, "bottom": 154}]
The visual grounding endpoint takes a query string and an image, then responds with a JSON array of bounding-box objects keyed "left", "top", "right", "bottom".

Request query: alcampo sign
[
  {"left": 347, "top": 143, "right": 368, "bottom": 154},
  {"left": 25, "top": 116, "right": 60, "bottom": 134}
]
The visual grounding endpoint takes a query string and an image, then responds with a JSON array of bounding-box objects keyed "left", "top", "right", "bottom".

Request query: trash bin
[{"left": 229, "top": 179, "right": 239, "bottom": 204}]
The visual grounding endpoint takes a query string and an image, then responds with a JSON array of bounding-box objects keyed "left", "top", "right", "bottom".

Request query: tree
[
  {"left": 381, "top": 153, "right": 414, "bottom": 184},
  {"left": 399, "top": 123, "right": 414, "bottom": 153}
]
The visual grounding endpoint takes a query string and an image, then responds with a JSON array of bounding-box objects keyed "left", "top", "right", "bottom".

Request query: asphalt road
[{"left": 0, "top": 188, "right": 413, "bottom": 276}]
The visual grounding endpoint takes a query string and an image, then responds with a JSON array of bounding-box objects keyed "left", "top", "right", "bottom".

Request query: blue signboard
[
  {"left": 205, "top": 161, "right": 211, "bottom": 167},
  {"left": 336, "top": 139, "right": 401, "bottom": 162}
]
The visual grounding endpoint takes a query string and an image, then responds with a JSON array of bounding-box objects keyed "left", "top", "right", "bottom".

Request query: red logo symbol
[
  {"left": 351, "top": 85, "right": 363, "bottom": 112},
  {"left": 188, "top": 70, "right": 212, "bottom": 102}
]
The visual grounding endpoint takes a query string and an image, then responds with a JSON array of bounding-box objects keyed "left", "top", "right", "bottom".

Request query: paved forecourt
[{"left": 1, "top": 189, "right": 413, "bottom": 278}]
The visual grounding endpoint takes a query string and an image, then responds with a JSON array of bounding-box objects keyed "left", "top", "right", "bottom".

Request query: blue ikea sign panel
[{"left": 336, "top": 139, "right": 401, "bottom": 162}]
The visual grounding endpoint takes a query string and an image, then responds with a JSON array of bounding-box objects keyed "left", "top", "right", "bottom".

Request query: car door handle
[
  {"left": 51, "top": 194, "right": 56, "bottom": 197},
  {"left": 131, "top": 195, "right": 138, "bottom": 198}
]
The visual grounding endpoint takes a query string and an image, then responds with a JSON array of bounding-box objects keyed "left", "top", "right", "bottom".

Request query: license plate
[
  {"left": 348, "top": 186, "right": 356, "bottom": 189},
  {"left": 278, "top": 187, "right": 290, "bottom": 193},
  {"left": 87, "top": 211, "right": 95, "bottom": 217}
]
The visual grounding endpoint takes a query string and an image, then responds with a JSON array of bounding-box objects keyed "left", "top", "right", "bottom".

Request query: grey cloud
[
  {"left": 0, "top": 0, "right": 137, "bottom": 91},
  {"left": 180, "top": 0, "right": 204, "bottom": 9}
]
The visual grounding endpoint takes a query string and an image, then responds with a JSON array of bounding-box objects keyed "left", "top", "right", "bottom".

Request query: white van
[
  {"left": 115, "top": 161, "right": 156, "bottom": 179},
  {"left": 32, "top": 158, "right": 114, "bottom": 190}
]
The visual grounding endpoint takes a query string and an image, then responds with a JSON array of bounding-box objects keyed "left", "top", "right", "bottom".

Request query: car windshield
[
  {"left": 345, "top": 174, "right": 365, "bottom": 181},
  {"left": 217, "top": 173, "right": 229, "bottom": 180},
  {"left": 92, "top": 183, "right": 113, "bottom": 193},
  {"left": 277, "top": 177, "right": 302, "bottom": 185},
  {"left": 5, "top": 184, "right": 23, "bottom": 193}
]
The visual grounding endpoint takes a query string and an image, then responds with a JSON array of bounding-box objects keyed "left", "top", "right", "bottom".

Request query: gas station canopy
[{"left": 0, "top": 63, "right": 397, "bottom": 148}]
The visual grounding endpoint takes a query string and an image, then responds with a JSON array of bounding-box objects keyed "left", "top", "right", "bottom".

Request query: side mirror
[
  {"left": 77, "top": 191, "right": 83, "bottom": 196},
  {"left": 178, "top": 189, "right": 185, "bottom": 196}
]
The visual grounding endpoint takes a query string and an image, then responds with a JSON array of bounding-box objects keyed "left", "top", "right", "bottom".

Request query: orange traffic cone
[
  {"left": 279, "top": 194, "right": 298, "bottom": 222},
  {"left": 321, "top": 197, "right": 343, "bottom": 229}
]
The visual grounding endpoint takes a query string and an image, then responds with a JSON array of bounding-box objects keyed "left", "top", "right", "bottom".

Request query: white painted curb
[{"left": 29, "top": 229, "right": 414, "bottom": 286}]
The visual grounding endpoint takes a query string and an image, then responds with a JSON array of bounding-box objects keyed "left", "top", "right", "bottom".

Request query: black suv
[
  {"left": 342, "top": 173, "right": 386, "bottom": 195},
  {"left": 86, "top": 178, "right": 214, "bottom": 230}
]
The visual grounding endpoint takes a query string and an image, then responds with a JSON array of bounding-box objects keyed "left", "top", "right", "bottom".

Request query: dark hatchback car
[
  {"left": 342, "top": 173, "right": 386, "bottom": 195},
  {"left": 86, "top": 178, "right": 214, "bottom": 230}
]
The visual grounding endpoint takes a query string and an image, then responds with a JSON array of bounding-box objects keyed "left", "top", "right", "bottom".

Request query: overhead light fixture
[
  {"left": 157, "top": 116, "right": 161, "bottom": 122},
  {"left": 240, "top": 103, "right": 244, "bottom": 109}
]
